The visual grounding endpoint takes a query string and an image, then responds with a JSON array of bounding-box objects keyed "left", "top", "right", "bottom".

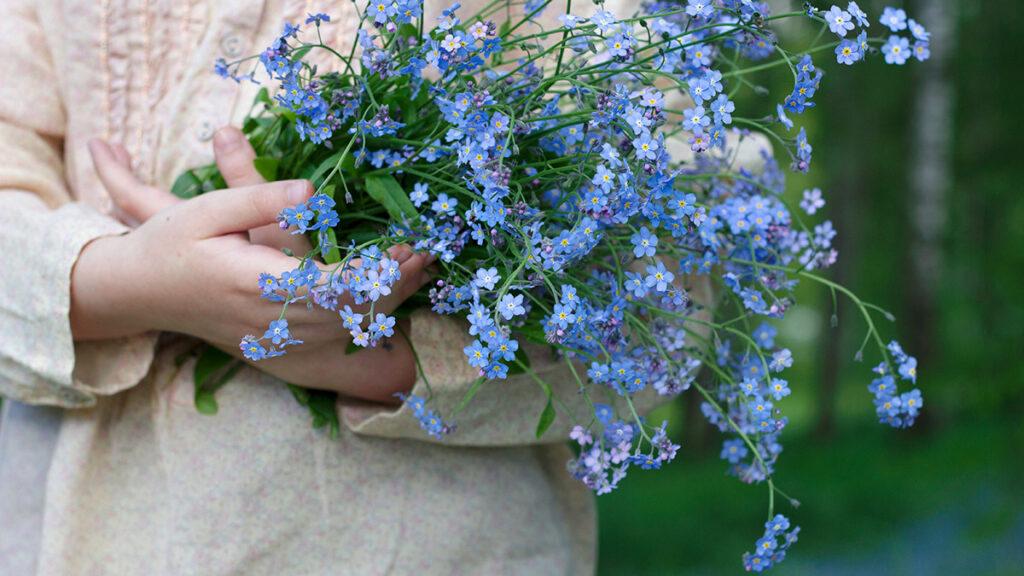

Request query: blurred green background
[{"left": 597, "top": 1, "right": 1024, "bottom": 574}]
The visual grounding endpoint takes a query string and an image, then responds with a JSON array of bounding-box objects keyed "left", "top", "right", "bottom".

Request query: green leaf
[
  {"left": 364, "top": 174, "right": 418, "bottom": 221},
  {"left": 398, "top": 23, "right": 419, "bottom": 39},
  {"left": 345, "top": 340, "right": 364, "bottom": 355},
  {"left": 287, "top": 383, "right": 311, "bottom": 405},
  {"left": 253, "top": 156, "right": 280, "bottom": 181},
  {"left": 254, "top": 87, "right": 273, "bottom": 107},
  {"left": 291, "top": 45, "right": 314, "bottom": 61},
  {"left": 192, "top": 346, "right": 235, "bottom": 415},
  {"left": 171, "top": 170, "right": 203, "bottom": 199},
  {"left": 286, "top": 384, "right": 339, "bottom": 437},
  {"left": 194, "top": 390, "right": 219, "bottom": 415},
  {"left": 306, "top": 389, "right": 341, "bottom": 438},
  {"left": 535, "top": 398, "right": 556, "bottom": 439},
  {"left": 269, "top": 106, "right": 298, "bottom": 121},
  {"left": 194, "top": 347, "right": 233, "bottom": 389},
  {"left": 309, "top": 151, "right": 344, "bottom": 184}
]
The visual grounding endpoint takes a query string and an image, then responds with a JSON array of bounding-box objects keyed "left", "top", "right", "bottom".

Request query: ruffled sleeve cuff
[{"left": 0, "top": 196, "right": 158, "bottom": 407}]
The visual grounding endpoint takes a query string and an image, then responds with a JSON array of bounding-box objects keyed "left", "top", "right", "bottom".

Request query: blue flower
[
  {"left": 305, "top": 12, "right": 331, "bottom": 25},
  {"left": 340, "top": 306, "right": 363, "bottom": 330},
  {"left": 823, "top": 5, "right": 855, "bottom": 37},
  {"left": 768, "top": 378, "right": 791, "bottom": 400},
  {"left": 632, "top": 132, "right": 660, "bottom": 160},
  {"left": 777, "top": 104, "right": 794, "bottom": 130},
  {"left": 498, "top": 293, "right": 526, "bottom": 320},
  {"left": 880, "top": 6, "right": 908, "bottom": 32},
  {"left": 431, "top": 193, "right": 458, "bottom": 215},
  {"left": 369, "top": 313, "right": 396, "bottom": 338},
  {"left": 240, "top": 336, "right": 267, "bottom": 361},
  {"left": 847, "top": 2, "right": 869, "bottom": 27},
  {"left": 487, "top": 334, "right": 519, "bottom": 362},
  {"left": 463, "top": 339, "right": 490, "bottom": 368},
  {"left": 682, "top": 106, "right": 710, "bottom": 134},
  {"left": 913, "top": 41, "right": 931, "bottom": 62},
  {"left": 264, "top": 319, "right": 291, "bottom": 345},
  {"left": 800, "top": 188, "right": 825, "bottom": 214},
  {"left": 901, "top": 389, "right": 923, "bottom": 418},
  {"left": 606, "top": 33, "right": 633, "bottom": 59},
  {"left": 361, "top": 269, "right": 391, "bottom": 301},
  {"left": 721, "top": 439, "right": 748, "bottom": 464},
  {"left": 281, "top": 202, "right": 314, "bottom": 232},
  {"left": 795, "top": 127, "right": 813, "bottom": 172},
  {"left": 710, "top": 94, "right": 735, "bottom": 125},
  {"left": 752, "top": 323, "right": 777, "bottom": 349},
  {"left": 908, "top": 18, "right": 930, "bottom": 42},
  {"left": 474, "top": 267, "right": 500, "bottom": 290},
  {"left": 551, "top": 302, "right": 576, "bottom": 329},
  {"left": 835, "top": 38, "right": 862, "bottom": 65},
  {"left": 367, "top": 0, "right": 395, "bottom": 24},
  {"left": 624, "top": 271, "right": 648, "bottom": 299},
  {"left": 898, "top": 356, "right": 917, "bottom": 382},
  {"left": 770, "top": 349, "right": 793, "bottom": 372},
  {"left": 631, "top": 227, "right": 659, "bottom": 258},
  {"left": 629, "top": 454, "right": 662, "bottom": 470},
  {"left": 644, "top": 260, "right": 675, "bottom": 292},
  {"left": 882, "top": 35, "right": 911, "bottom": 65},
  {"left": 685, "top": 0, "right": 715, "bottom": 19}
]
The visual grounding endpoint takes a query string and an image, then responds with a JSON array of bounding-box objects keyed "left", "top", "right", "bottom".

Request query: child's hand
[{"left": 71, "top": 135, "right": 430, "bottom": 401}]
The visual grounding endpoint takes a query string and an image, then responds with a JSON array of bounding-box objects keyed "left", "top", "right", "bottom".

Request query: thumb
[
  {"left": 89, "top": 139, "right": 179, "bottom": 222},
  {"left": 213, "top": 126, "right": 313, "bottom": 254},
  {"left": 213, "top": 127, "right": 264, "bottom": 188},
  {"left": 180, "top": 179, "right": 313, "bottom": 238}
]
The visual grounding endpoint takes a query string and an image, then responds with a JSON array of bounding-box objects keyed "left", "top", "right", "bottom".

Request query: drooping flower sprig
[{"left": 184, "top": 1, "right": 934, "bottom": 570}]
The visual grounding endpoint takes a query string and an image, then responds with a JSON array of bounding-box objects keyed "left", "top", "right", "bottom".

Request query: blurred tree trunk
[
  {"left": 815, "top": 69, "right": 862, "bottom": 439},
  {"left": 904, "top": 0, "right": 955, "bottom": 430}
]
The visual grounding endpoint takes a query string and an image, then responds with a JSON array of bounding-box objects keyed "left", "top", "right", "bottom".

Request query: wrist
[{"left": 70, "top": 233, "right": 150, "bottom": 340}]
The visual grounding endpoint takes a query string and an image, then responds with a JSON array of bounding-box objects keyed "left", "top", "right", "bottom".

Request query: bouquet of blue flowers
[{"left": 175, "top": 0, "right": 931, "bottom": 570}]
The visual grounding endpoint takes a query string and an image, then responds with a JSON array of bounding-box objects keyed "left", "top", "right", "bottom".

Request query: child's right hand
[{"left": 71, "top": 136, "right": 430, "bottom": 402}]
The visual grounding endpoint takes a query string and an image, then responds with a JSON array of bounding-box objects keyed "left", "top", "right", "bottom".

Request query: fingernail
[
  {"left": 424, "top": 252, "right": 438, "bottom": 265},
  {"left": 87, "top": 138, "right": 109, "bottom": 156},
  {"left": 213, "top": 127, "right": 243, "bottom": 151},
  {"left": 287, "top": 181, "right": 311, "bottom": 203}
]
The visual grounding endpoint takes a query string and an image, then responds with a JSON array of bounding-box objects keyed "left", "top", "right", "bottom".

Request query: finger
[
  {"left": 214, "top": 127, "right": 264, "bottom": 188},
  {"left": 181, "top": 179, "right": 312, "bottom": 238},
  {"left": 88, "top": 139, "right": 179, "bottom": 221},
  {"left": 213, "top": 127, "right": 315, "bottom": 253},
  {"left": 109, "top": 142, "right": 132, "bottom": 168},
  {"left": 249, "top": 223, "right": 314, "bottom": 254}
]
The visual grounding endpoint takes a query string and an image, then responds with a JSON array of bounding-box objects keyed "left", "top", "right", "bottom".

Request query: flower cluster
[
  {"left": 242, "top": 242, "right": 405, "bottom": 356},
  {"left": 569, "top": 407, "right": 680, "bottom": 495},
  {"left": 220, "top": 17, "right": 346, "bottom": 143},
  {"left": 706, "top": 323, "right": 792, "bottom": 483},
  {"left": 280, "top": 193, "right": 340, "bottom": 255},
  {"left": 396, "top": 393, "right": 454, "bottom": 439},
  {"left": 742, "top": 514, "right": 800, "bottom": 573},
  {"left": 820, "top": 3, "right": 931, "bottom": 66},
  {"left": 869, "top": 340, "right": 923, "bottom": 428},
  {"left": 193, "top": 0, "right": 935, "bottom": 570}
]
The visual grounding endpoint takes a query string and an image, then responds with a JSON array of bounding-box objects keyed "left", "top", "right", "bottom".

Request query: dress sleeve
[{"left": 0, "top": 1, "right": 158, "bottom": 408}]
